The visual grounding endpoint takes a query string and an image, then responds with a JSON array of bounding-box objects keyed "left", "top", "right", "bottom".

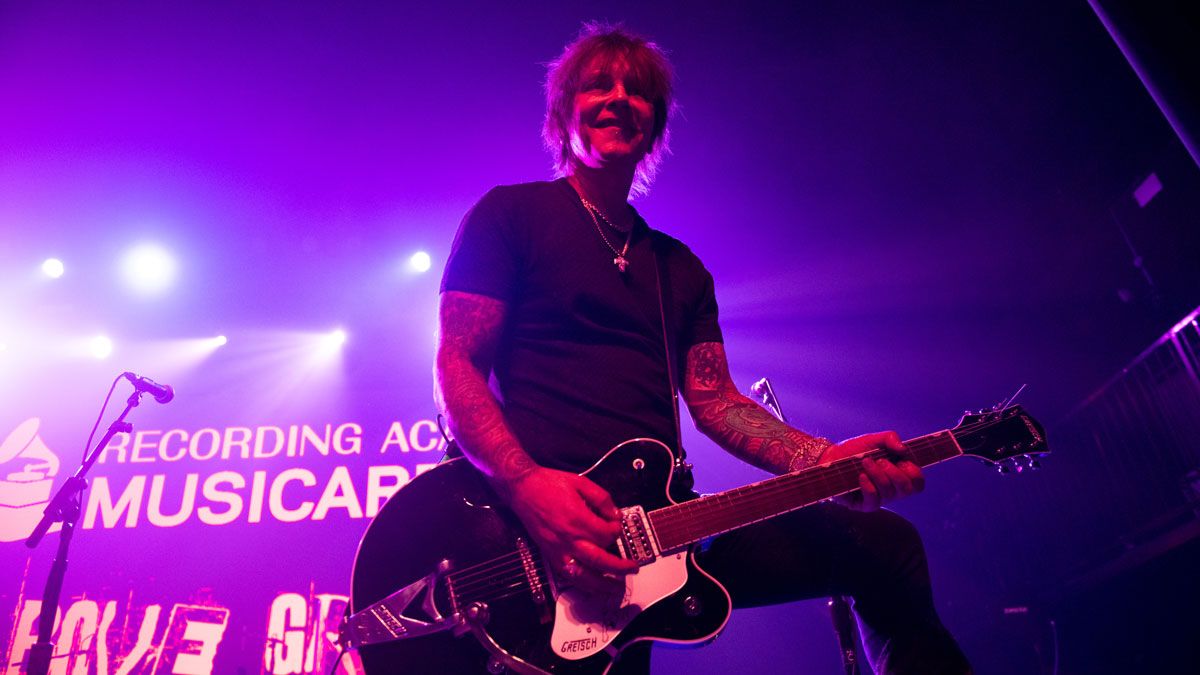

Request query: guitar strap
[{"left": 652, "top": 237, "right": 693, "bottom": 489}]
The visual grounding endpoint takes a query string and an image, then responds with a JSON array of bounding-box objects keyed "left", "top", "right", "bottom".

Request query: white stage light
[
  {"left": 215, "top": 335, "right": 228, "bottom": 346},
  {"left": 42, "top": 258, "right": 65, "bottom": 279},
  {"left": 121, "top": 243, "right": 178, "bottom": 296},
  {"left": 308, "top": 328, "right": 348, "bottom": 362},
  {"left": 90, "top": 335, "right": 114, "bottom": 359},
  {"left": 409, "top": 251, "right": 432, "bottom": 273}
]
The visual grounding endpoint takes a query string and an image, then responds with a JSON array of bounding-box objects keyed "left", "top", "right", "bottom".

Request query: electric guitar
[{"left": 344, "top": 405, "right": 1047, "bottom": 674}]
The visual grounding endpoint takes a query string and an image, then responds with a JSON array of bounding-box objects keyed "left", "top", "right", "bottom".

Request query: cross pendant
[{"left": 614, "top": 256, "right": 629, "bottom": 272}]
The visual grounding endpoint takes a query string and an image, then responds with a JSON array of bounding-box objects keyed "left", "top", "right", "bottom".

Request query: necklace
[{"left": 578, "top": 195, "right": 633, "bottom": 273}]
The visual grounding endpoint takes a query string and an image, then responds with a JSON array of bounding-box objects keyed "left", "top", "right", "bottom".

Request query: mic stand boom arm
[{"left": 22, "top": 390, "right": 146, "bottom": 675}]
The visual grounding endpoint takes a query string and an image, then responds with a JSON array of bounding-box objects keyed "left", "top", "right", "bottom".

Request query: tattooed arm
[
  {"left": 435, "top": 291, "right": 635, "bottom": 588},
  {"left": 681, "top": 341, "right": 925, "bottom": 508},
  {"left": 434, "top": 290, "right": 533, "bottom": 488},
  {"left": 682, "top": 341, "right": 833, "bottom": 473}
]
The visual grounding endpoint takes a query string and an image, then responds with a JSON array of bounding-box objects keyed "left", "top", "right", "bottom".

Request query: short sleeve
[
  {"left": 440, "top": 188, "right": 522, "bottom": 302},
  {"left": 683, "top": 267, "right": 723, "bottom": 347}
]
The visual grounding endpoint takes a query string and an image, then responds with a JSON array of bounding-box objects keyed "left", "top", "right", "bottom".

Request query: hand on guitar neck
[{"left": 819, "top": 431, "right": 926, "bottom": 511}]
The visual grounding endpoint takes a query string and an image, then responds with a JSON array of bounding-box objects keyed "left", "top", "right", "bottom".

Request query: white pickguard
[{"left": 549, "top": 552, "right": 688, "bottom": 660}]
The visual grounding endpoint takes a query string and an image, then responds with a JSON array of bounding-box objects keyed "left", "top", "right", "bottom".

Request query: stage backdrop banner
[{"left": 1, "top": 377, "right": 446, "bottom": 675}]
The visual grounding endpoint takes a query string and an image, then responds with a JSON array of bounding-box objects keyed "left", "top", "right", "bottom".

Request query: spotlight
[
  {"left": 42, "top": 258, "right": 65, "bottom": 279},
  {"left": 121, "top": 243, "right": 178, "bottom": 296},
  {"left": 409, "top": 251, "right": 432, "bottom": 273},
  {"left": 90, "top": 335, "right": 114, "bottom": 359},
  {"left": 215, "top": 335, "right": 228, "bottom": 347},
  {"left": 328, "top": 329, "right": 348, "bottom": 346}
]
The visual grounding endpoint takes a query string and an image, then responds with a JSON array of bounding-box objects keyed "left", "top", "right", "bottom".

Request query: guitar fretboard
[{"left": 648, "top": 431, "right": 962, "bottom": 551}]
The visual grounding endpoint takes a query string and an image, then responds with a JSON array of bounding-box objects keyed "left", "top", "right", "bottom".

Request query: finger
[
  {"left": 562, "top": 492, "right": 621, "bottom": 543},
  {"left": 879, "top": 459, "right": 914, "bottom": 498},
  {"left": 862, "top": 457, "right": 897, "bottom": 503},
  {"left": 857, "top": 472, "right": 880, "bottom": 511},
  {"left": 574, "top": 539, "right": 638, "bottom": 576},
  {"left": 575, "top": 477, "right": 620, "bottom": 520},
  {"left": 567, "top": 510, "right": 621, "bottom": 544},
  {"left": 880, "top": 431, "right": 905, "bottom": 454},
  {"left": 898, "top": 460, "right": 926, "bottom": 493},
  {"left": 556, "top": 553, "right": 620, "bottom": 594}
]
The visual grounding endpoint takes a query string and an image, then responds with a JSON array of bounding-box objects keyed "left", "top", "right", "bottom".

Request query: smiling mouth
[{"left": 593, "top": 121, "right": 634, "bottom": 136}]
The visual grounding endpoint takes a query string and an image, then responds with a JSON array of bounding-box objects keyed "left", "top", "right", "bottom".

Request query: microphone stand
[
  {"left": 751, "top": 376, "right": 860, "bottom": 675},
  {"left": 23, "top": 389, "right": 146, "bottom": 675}
]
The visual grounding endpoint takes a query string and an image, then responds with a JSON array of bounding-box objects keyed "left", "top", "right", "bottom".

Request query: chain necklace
[{"left": 578, "top": 195, "right": 633, "bottom": 273}]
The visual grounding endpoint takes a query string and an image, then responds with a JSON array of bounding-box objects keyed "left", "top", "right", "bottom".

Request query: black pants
[{"left": 610, "top": 503, "right": 970, "bottom": 675}]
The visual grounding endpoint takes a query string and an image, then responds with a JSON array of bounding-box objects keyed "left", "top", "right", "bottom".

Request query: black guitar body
[{"left": 350, "top": 439, "right": 732, "bottom": 674}]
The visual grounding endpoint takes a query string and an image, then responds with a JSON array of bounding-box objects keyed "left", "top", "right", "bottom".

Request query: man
[{"left": 435, "top": 23, "right": 970, "bottom": 674}]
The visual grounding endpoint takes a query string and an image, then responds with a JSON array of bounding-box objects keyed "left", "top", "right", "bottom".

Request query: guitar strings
[
  {"left": 450, "top": 561, "right": 530, "bottom": 594},
  {"left": 450, "top": 561, "right": 550, "bottom": 604},
  {"left": 648, "top": 423, "right": 1017, "bottom": 546},
  {"left": 650, "top": 442, "right": 941, "bottom": 541},
  {"left": 448, "top": 551, "right": 553, "bottom": 600},
  {"left": 438, "top": 416, "right": 1029, "bottom": 606},
  {"left": 450, "top": 566, "right": 541, "bottom": 603},
  {"left": 653, "top": 451, "right": 947, "bottom": 545},
  {"left": 447, "top": 551, "right": 525, "bottom": 583}
]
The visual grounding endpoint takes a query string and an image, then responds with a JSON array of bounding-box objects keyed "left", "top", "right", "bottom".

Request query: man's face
[{"left": 570, "top": 56, "right": 657, "bottom": 171}]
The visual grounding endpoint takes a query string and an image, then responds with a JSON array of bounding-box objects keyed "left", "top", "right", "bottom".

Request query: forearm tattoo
[
  {"left": 684, "top": 342, "right": 832, "bottom": 473},
  {"left": 435, "top": 291, "right": 537, "bottom": 493}
]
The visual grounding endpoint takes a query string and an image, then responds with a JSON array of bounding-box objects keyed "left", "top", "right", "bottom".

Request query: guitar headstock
[{"left": 950, "top": 405, "right": 1049, "bottom": 473}]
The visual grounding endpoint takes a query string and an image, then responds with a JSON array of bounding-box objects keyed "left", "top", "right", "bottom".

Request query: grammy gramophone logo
[{"left": 0, "top": 418, "right": 61, "bottom": 543}]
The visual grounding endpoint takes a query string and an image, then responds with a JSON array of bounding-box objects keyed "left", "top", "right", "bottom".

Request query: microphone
[
  {"left": 750, "top": 377, "right": 787, "bottom": 422},
  {"left": 122, "top": 372, "right": 175, "bottom": 404},
  {"left": 750, "top": 378, "right": 771, "bottom": 397}
]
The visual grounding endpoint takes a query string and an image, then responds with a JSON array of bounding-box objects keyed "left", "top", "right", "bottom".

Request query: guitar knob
[
  {"left": 997, "top": 463, "right": 1011, "bottom": 475},
  {"left": 466, "top": 602, "right": 490, "bottom": 625},
  {"left": 487, "top": 656, "right": 507, "bottom": 674},
  {"left": 682, "top": 595, "right": 703, "bottom": 617},
  {"left": 1029, "top": 457, "right": 1042, "bottom": 470}
]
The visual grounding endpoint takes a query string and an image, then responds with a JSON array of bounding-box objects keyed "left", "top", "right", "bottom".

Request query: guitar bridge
[{"left": 617, "top": 505, "right": 660, "bottom": 564}]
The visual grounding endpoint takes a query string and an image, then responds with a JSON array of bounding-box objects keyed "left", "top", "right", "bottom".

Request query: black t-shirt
[{"left": 441, "top": 178, "right": 722, "bottom": 472}]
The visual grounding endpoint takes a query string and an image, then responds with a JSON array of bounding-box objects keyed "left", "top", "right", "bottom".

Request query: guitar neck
[{"left": 648, "top": 430, "right": 963, "bottom": 551}]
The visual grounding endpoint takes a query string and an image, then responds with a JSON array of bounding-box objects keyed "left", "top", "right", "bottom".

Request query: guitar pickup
[{"left": 616, "top": 506, "right": 660, "bottom": 564}]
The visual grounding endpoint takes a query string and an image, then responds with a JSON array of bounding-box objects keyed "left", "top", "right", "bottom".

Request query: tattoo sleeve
[
  {"left": 434, "top": 291, "right": 538, "bottom": 496},
  {"left": 682, "top": 342, "right": 832, "bottom": 473}
]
